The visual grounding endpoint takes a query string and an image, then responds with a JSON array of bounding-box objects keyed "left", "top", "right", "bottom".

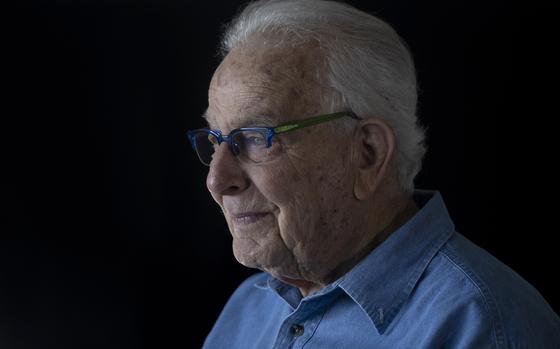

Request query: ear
[{"left": 351, "top": 118, "right": 396, "bottom": 200}]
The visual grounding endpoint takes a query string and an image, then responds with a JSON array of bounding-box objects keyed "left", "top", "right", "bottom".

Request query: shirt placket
[{"left": 271, "top": 296, "right": 331, "bottom": 349}]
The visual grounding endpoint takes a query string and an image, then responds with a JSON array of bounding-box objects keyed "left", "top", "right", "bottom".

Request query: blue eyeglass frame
[{"left": 186, "top": 110, "right": 359, "bottom": 163}]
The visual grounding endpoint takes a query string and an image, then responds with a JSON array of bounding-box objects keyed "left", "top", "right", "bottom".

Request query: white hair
[{"left": 220, "top": 0, "right": 427, "bottom": 194}]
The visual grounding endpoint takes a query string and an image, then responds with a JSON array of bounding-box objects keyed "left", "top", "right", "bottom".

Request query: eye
[{"left": 246, "top": 135, "right": 265, "bottom": 146}]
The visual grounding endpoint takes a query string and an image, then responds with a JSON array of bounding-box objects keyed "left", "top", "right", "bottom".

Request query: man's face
[{"left": 205, "top": 39, "right": 365, "bottom": 284}]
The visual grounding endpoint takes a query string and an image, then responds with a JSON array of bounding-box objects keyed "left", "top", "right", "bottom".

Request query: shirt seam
[{"left": 439, "top": 247, "right": 505, "bottom": 349}]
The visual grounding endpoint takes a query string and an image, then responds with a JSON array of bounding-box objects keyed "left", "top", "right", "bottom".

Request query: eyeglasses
[{"left": 186, "top": 111, "right": 359, "bottom": 166}]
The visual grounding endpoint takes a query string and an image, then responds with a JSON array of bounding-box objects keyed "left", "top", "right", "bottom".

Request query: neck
[{"left": 295, "top": 195, "right": 419, "bottom": 297}]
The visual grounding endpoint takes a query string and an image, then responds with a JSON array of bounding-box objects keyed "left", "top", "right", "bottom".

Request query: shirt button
[{"left": 291, "top": 324, "right": 304, "bottom": 337}]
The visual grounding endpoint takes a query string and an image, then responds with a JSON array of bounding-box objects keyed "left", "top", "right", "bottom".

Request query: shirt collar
[
  {"left": 338, "top": 190, "right": 455, "bottom": 334},
  {"left": 254, "top": 190, "right": 455, "bottom": 334}
]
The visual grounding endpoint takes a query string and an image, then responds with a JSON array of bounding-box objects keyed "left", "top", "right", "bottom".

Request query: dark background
[{"left": 2, "top": 0, "right": 555, "bottom": 348}]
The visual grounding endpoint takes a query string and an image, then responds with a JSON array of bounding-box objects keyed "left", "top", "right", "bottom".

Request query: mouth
[{"left": 231, "top": 212, "right": 271, "bottom": 225}]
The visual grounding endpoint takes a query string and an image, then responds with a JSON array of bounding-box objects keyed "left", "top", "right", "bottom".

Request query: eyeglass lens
[{"left": 193, "top": 130, "right": 271, "bottom": 165}]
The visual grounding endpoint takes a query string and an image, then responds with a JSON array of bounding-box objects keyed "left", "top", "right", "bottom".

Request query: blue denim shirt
[{"left": 203, "top": 190, "right": 560, "bottom": 348}]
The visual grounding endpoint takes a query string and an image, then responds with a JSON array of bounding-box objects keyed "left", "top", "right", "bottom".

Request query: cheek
[
  {"left": 255, "top": 157, "right": 323, "bottom": 245},
  {"left": 303, "top": 144, "right": 355, "bottom": 231},
  {"left": 252, "top": 160, "right": 308, "bottom": 206}
]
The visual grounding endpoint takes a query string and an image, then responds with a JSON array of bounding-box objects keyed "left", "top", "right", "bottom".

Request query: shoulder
[
  {"left": 203, "top": 272, "right": 276, "bottom": 349},
  {"left": 425, "top": 232, "right": 560, "bottom": 348}
]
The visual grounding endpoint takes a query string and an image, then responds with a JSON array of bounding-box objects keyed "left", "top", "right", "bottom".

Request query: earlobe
[
  {"left": 352, "top": 164, "right": 379, "bottom": 201},
  {"left": 353, "top": 175, "right": 369, "bottom": 200}
]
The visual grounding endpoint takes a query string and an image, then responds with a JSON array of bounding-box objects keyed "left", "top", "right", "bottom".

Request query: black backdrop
[{"left": 3, "top": 1, "right": 556, "bottom": 348}]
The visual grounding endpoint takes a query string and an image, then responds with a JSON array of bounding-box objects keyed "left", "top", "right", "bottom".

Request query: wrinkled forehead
[{"left": 205, "top": 37, "right": 326, "bottom": 131}]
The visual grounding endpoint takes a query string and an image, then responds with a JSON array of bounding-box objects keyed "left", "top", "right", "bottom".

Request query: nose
[{"left": 206, "top": 142, "right": 250, "bottom": 197}]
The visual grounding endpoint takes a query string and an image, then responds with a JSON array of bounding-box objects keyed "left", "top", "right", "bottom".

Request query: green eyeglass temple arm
[{"left": 272, "top": 111, "right": 359, "bottom": 134}]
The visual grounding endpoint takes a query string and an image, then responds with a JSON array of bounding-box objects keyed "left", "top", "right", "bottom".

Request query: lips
[{"left": 231, "top": 212, "right": 271, "bottom": 225}]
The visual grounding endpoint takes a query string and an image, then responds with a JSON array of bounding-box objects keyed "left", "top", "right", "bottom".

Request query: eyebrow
[{"left": 201, "top": 110, "right": 278, "bottom": 130}]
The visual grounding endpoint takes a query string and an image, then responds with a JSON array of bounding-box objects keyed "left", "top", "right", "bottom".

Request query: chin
[{"left": 233, "top": 250, "right": 259, "bottom": 269}]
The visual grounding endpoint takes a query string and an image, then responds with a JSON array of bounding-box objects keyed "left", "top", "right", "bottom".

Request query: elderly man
[{"left": 187, "top": 0, "right": 559, "bottom": 348}]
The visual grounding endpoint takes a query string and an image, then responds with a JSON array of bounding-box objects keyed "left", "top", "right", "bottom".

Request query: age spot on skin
[{"left": 263, "top": 67, "right": 273, "bottom": 77}]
